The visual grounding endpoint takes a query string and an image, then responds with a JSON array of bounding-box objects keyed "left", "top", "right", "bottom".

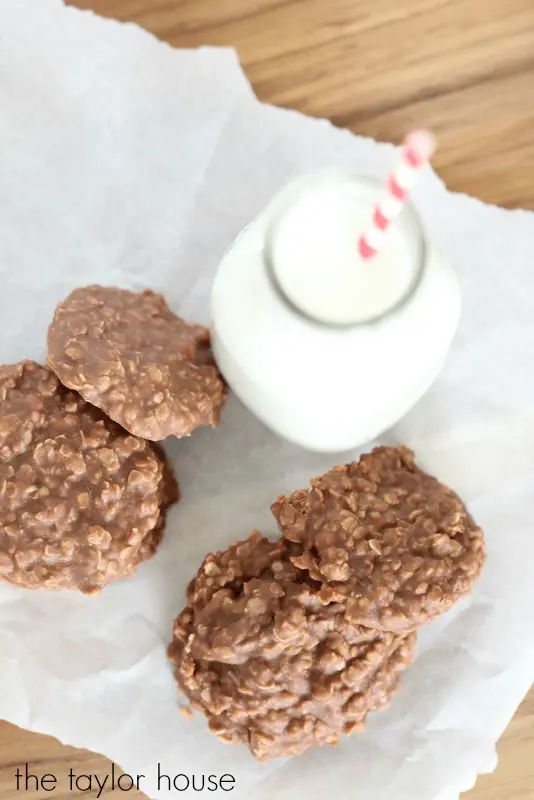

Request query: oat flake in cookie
[
  {"left": 272, "top": 446, "right": 486, "bottom": 633},
  {"left": 169, "top": 531, "right": 416, "bottom": 761},
  {"left": 0, "top": 361, "right": 178, "bottom": 593},
  {"left": 47, "top": 286, "right": 227, "bottom": 440}
]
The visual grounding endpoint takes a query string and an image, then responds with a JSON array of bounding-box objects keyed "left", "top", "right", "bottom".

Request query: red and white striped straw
[{"left": 358, "top": 129, "right": 436, "bottom": 260}]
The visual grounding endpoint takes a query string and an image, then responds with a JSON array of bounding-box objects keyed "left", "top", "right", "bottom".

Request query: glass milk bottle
[{"left": 211, "top": 169, "right": 461, "bottom": 452}]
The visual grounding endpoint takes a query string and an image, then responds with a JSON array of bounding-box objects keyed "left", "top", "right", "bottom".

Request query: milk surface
[
  {"left": 269, "top": 180, "right": 418, "bottom": 325},
  {"left": 211, "top": 170, "right": 461, "bottom": 452}
]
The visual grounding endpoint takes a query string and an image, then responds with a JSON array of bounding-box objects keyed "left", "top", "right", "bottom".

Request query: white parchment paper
[{"left": 1, "top": 1, "right": 534, "bottom": 797}]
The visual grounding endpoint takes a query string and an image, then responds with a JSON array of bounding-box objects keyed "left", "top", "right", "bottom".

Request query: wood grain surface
[{"left": 1, "top": 0, "right": 534, "bottom": 798}]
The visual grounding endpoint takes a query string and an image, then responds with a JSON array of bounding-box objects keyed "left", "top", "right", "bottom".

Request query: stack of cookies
[
  {"left": 0, "top": 286, "right": 227, "bottom": 594},
  {"left": 169, "top": 446, "right": 486, "bottom": 761}
]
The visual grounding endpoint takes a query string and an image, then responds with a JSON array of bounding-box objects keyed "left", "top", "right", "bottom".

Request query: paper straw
[{"left": 358, "top": 129, "right": 436, "bottom": 260}]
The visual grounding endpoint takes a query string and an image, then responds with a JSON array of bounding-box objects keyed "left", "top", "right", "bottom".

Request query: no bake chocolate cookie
[
  {"left": 271, "top": 446, "right": 486, "bottom": 633},
  {"left": 0, "top": 360, "right": 178, "bottom": 593},
  {"left": 169, "top": 531, "right": 415, "bottom": 761},
  {"left": 47, "top": 285, "right": 227, "bottom": 440}
]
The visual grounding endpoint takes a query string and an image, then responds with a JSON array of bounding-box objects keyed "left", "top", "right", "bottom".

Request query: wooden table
[{"left": 1, "top": 0, "right": 534, "bottom": 797}]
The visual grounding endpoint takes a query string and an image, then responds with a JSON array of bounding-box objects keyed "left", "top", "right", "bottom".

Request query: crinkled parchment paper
[{"left": 0, "top": 1, "right": 533, "bottom": 797}]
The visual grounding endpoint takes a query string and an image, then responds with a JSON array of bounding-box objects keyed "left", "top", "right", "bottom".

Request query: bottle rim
[{"left": 263, "top": 170, "right": 428, "bottom": 329}]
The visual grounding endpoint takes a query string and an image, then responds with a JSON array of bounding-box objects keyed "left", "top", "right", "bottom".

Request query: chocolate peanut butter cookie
[
  {"left": 271, "top": 446, "right": 486, "bottom": 633},
  {"left": 0, "top": 360, "right": 178, "bottom": 593},
  {"left": 47, "top": 285, "right": 227, "bottom": 440},
  {"left": 169, "top": 532, "right": 415, "bottom": 761}
]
